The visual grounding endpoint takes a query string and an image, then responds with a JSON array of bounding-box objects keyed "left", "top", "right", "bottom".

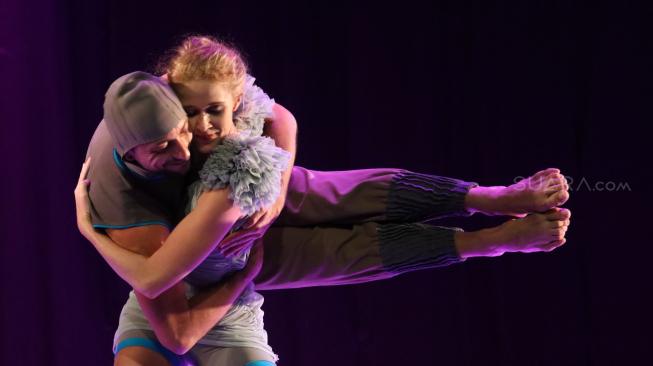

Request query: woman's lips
[{"left": 194, "top": 134, "right": 217, "bottom": 145}]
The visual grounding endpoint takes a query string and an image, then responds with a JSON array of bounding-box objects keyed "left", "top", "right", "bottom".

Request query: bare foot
[
  {"left": 455, "top": 208, "right": 571, "bottom": 258},
  {"left": 465, "top": 168, "right": 570, "bottom": 217},
  {"left": 491, "top": 208, "right": 571, "bottom": 255}
]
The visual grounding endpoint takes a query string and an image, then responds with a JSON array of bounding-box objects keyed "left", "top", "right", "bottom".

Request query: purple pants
[{"left": 254, "top": 166, "right": 478, "bottom": 290}]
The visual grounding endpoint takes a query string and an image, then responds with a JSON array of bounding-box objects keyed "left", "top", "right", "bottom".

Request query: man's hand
[
  {"left": 240, "top": 239, "right": 264, "bottom": 282},
  {"left": 219, "top": 224, "right": 270, "bottom": 257},
  {"left": 243, "top": 192, "right": 285, "bottom": 229}
]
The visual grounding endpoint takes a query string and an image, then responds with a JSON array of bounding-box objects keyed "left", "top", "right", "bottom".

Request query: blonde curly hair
[{"left": 160, "top": 35, "right": 249, "bottom": 96}]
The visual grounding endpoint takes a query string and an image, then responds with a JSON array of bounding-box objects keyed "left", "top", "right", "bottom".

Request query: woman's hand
[
  {"left": 243, "top": 191, "right": 285, "bottom": 230},
  {"left": 74, "top": 157, "right": 95, "bottom": 240}
]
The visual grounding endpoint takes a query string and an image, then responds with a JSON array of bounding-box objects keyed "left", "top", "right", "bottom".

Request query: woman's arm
[
  {"left": 245, "top": 103, "right": 297, "bottom": 229},
  {"left": 75, "top": 158, "right": 241, "bottom": 298}
]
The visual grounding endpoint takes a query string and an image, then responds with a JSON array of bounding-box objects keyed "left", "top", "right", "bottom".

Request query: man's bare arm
[{"left": 106, "top": 226, "right": 260, "bottom": 355}]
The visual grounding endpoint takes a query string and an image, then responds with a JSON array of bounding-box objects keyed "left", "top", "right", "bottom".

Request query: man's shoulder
[
  {"left": 85, "top": 121, "right": 130, "bottom": 200},
  {"left": 86, "top": 120, "right": 112, "bottom": 160},
  {"left": 84, "top": 120, "right": 175, "bottom": 229}
]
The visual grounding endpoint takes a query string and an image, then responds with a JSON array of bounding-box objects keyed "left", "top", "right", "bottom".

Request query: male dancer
[{"left": 78, "top": 71, "right": 570, "bottom": 362}]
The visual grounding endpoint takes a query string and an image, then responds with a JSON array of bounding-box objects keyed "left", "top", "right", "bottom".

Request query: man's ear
[
  {"left": 233, "top": 93, "right": 243, "bottom": 112},
  {"left": 123, "top": 150, "right": 135, "bottom": 162}
]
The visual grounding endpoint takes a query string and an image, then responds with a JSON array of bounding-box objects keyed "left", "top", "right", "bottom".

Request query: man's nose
[{"left": 172, "top": 139, "right": 191, "bottom": 161}]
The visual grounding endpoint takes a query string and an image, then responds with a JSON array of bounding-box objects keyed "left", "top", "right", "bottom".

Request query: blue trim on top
[
  {"left": 244, "top": 361, "right": 276, "bottom": 366},
  {"left": 113, "top": 148, "right": 166, "bottom": 181},
  {"left": 93, "top": 221, "right": 172, "bottom": 230},
  {"left": 114, "top": 337, "right": 187, "bottom": 366}
]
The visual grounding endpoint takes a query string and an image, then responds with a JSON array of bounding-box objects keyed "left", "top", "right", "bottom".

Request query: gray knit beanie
[{"left": 103, "top": 71, "right": 186, "bottom": 156}]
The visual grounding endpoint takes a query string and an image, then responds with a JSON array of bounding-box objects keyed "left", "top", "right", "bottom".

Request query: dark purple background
[{"left": 1, "top": 0, "right": 650, "bottom": 365}]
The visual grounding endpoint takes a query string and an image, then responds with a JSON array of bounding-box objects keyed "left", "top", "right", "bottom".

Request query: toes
[
  {"left": 545, "top": 184, "right": 564, "bottom": 195},
  {"left": 540, "top": 238, "right": 567, "bottom": 252},
  {"left": 545, "top": 174, "right": 565, "bottom": 188},
  {"left": 561, "top": 208, "right": 571, "bottom": 219},
  {"left": 550, "top": 190, "right": 569, "bottom": 206},
  {"left": 549, "top": 229, "right": 565, "bottom": 240},
  {"left": 533, "top": 168, "right": 561, "bottom": 181},
  {"left": 555, "top": 220, "right": 571, "bottom": 236},
  {"left": 544, "top": 174, "right": 570, "bottom": 195},
  {"left": 548, "top": 220, "right": 565, "bottom": 228},
  {"left": 562, "top": 175, "right": 569, "bottom": 191},
  {"left": 545, "top": 208, "right": 571, "bottom": 221}
]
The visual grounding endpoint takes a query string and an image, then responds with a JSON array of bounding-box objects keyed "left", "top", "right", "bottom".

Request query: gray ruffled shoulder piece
[
  {"left": 196, "top": 132, "right": 290, "bottom": 216},
  {"left": 233, "top": 75, "right": 275, "bottom": 136}
]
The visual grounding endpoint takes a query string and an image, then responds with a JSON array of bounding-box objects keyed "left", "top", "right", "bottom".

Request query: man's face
[{"left": 125, "top": 119, "right": 192, "bottom": 174}]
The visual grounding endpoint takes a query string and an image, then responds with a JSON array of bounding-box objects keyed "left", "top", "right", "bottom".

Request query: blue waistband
[
  {"left": 114, "top": 337, "right": 275, "bottom": 366},
  {"left": 114, "top": 337, "right": 190, "bottom": 366}
]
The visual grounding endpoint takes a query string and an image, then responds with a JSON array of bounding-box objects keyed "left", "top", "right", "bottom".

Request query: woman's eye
[{"left": 206, "top": 107, "right": 224, "bottom": 116}]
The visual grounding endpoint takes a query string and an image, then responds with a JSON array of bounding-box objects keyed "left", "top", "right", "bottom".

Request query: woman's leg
[
  {"left": 255, "top": 208, "right": 571, "bottom": 290},
  {"left": 190, "top": 345, "right": 276, "bottom": 366},
  {"left": 255, "top": 222, "right": 463, "bottom": 290},
  {"left": 274, "top": 166, "right": 477, "bottom": 226},
  {"left": 276, "top": 166, "right": 569, "bottom": 225}
]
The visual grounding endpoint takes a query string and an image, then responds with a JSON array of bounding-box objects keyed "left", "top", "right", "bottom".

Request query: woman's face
[{"left": 172, "top": 80, "right": 241, "bottom": 155}]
